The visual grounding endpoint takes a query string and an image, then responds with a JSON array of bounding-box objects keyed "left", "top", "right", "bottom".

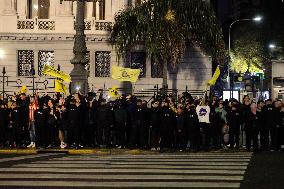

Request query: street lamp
[
  {"left": 228, "top": 16, "right": 262, "bottom": 94},
  {"left": 60, "top": 0, "right": 102, "bottom": 95}
]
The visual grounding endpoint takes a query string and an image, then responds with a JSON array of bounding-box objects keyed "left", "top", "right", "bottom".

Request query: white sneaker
[
  {"left": 60, "top": 143, "right": 67, "bottom": 149},
  {"left": 27, "top": 142, "right": 35, "bottom": 148}
]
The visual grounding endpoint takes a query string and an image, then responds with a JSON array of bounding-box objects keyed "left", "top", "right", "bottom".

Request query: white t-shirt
[{"left": 196, "top": 105, "right": 210, "bottom": 123}]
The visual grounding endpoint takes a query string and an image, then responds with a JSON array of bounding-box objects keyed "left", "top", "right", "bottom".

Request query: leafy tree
[
  {"left": 230, "top": 36, "right": 264, "bottom": 73},
  {"left": 110, "top": 0, "right": 226, "bottom": 87}
]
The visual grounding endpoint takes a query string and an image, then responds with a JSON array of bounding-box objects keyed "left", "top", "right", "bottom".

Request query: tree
[
  {"left": 230, "top": 36, "right": 264, "bottom": 74},
  {"left": 110, "top": 0, "right": 226, "bottom": 88}
]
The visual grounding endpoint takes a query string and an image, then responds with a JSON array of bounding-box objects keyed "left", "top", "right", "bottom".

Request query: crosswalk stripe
[
  {"left": 0, "top": 154, "right": 55, "bottom": 163},
  {"left": 0, "top": 153, "right": 253, "bottom": 188},
  {"left": 12, "top": 163, "right": 248, "bottom": 170},
  {"left": 0, "top": 173, "right": 244, "bottom": 181},
  {"left": 32, "top": 160, "right": 250, "bottom": 166},
  {"left": 0, "top": 167, "right": 246, "bottom": 174},
  {"left": 0, "top": 181, "right": 241, "bottom": 188}
]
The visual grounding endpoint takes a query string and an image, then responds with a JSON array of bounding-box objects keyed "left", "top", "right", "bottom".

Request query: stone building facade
[{"left": 0, "top": 0, "right": 211, "bottom": 98}]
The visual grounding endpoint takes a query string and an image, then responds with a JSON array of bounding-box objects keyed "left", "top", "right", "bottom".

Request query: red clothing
[{"left": 29, "top": 103, "right": 38, "bottom": 122}]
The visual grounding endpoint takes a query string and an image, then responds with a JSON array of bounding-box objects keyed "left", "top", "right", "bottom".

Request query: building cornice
[{"left": 0, "top": 33, "right": 110, "bottom": 42}]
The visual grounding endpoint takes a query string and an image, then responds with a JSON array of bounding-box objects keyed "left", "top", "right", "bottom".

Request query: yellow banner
[
  {"left": 111, "top": 65, "right": 140, "bottom": 83},
  {"left": 55, "top": 79, "right": 67, "bottom": 94},
  {"left": 18, "top": 85, "right": 27, "bottom": 94},
  {"left": 208, "top": 65, "right": 221, "bottom": 86},
  {"left": 108, "top": 86, "right": 120, "bottom": 98},
  {"left": 42, "top": 64, "right": 71, "bottom": 83}
]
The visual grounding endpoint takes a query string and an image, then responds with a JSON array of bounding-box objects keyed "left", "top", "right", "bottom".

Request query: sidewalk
[{"left": 0, "top": 148, "right": 249, "bottom": 155}]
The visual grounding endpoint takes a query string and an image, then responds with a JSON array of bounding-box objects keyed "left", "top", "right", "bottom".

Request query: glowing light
[
  {"left": 253, "top": 16, "right": 262, "bottom": 22},
  {"left": 76, "top": 86, "right": 80, "bottom": 91},
  {"left": 33, "top": 4, "right": 38, "bottom": 10},
  {"left": 0, "top": 49, "right": 4, "bottom": 59}
]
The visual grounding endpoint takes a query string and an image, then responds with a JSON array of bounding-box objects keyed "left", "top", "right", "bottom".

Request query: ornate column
[
  {"left": 2, "top": 0, "right": 17, "bottom": 15},
  {"left": 17, "top": 0, "right": 27, "bottom": 19},
  {"left": 70, "top": 0, "right": 88, "bottom": 95}
]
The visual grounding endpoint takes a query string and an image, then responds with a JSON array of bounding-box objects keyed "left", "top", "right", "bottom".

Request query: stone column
[
  {"left": 105, "top": 0, "right": 111, "bottom": 20},
  {"left": 86, "top": 1, "right": 93, "bottom": 18},
  {"left": 2, "top": 0, "right": 17, "bottom": 15},
  {"left": 95, "top": 1, "right": 100, "bottom": 20},
  {"left": 17, "top": 0, "right": 27, "bottom": 19},
  {"left": 59, "top": 1, "right": 73, "bottom": 16},
  {"left": 49, "top": 0, "right": 58, "bottom": 18}
]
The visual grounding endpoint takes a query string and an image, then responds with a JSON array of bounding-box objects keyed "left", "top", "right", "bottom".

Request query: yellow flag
[
  {"left": 108, "top": 86, "right": 120, "bottom": 98},
  {"left": 111, "top": 65, "right": 140, "bottom": 83},
  {"left": 55, "top": 79, "right": 67, "bottom": 94},
  {"left": 42, "top": 64, "right": 71, "bottom": 83},
  {"left": 208, "top": 65, "right": 221, "bottom": 86},
  {"left": 18, "top": 85, "right": 27, "bottom": 94}
]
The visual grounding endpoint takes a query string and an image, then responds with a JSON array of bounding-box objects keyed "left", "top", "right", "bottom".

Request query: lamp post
[
  {"left": 60, "top": 0, "right": 101, "bottom": 95},
  {"left": 228, "top": 16, "right": 262, "bottom": 97}
]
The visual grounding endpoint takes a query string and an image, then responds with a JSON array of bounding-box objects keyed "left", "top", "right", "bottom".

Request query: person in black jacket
[
  {"left": 9, "top": 101, "right": 22, "bottom": 148},
  {"left": 175, "top": 105, "right": 185, "bottom": 151},
  {"left": 130, "top": 99, "right": 148, "bottom": 149},
  {"left": 67, "top": 99, "right": 81, "bottom": 148},
  {"left": 227, "top": 103, "right": 241, "bottom": 148},
  {"left": 95, "top": 99, "right": 113, "bottom": 148},
  {"left": 56, "top": 104, "right": 68, "bottom": 149},
  {"left": 0, "top": 102, "right": 8, "bottom": 147},
  {"left": 184, "top": 103, "right": 200, "bottom": 152},
  {"left": 279, "top": 105, "right": 284, "bottom": 149},
  {"left": 245, "top": 103, "right": 260, "bottom": 152},
  {"left": 159, "top": 100, "right": 176, "bottom": 152},
  {"left": 149, "top": 100, "right": 161, "bottom": 150},
  {"left": 113, "top": 100, "right": 127, "bottom": 148},
  {"left": 84, "top": 96, "right": 97, "bottom": 147},
  {"left": 34, "top": 102, "right": 48, "bottom": 148},
  {"left": 262, "top": 99, "right": 276, "bottom": 151}
]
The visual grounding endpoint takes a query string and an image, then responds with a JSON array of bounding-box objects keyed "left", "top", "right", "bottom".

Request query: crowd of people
[{"left": 0, "top": 91, "right": 284, "bottom": 152}]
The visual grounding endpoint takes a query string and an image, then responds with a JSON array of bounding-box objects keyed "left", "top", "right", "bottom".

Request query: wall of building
[{"left": 0, "top": 0, "right": 212, "bottom": 97}]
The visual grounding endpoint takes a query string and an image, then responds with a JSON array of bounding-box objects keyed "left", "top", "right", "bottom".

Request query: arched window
[{"left": 27, "top": 0, "right": 50, "bottom": 19}]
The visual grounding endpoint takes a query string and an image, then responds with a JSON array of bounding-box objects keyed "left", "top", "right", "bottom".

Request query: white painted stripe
[
  {"left": 0, "top": 154, "right": 56, "bottom": 163},
  {"left": 0, "top": 173, "right": 244, "bottom": 181},
  {"left": 51, "top": 159, "right": 250, "bottom": 162},
  {"left": 52, "top": 157, "right": 252, "bottom": 161},
  {"left": 33, "top": 160, "right": 249, "bottom": 166},
  {"left": 0, "top": 167, "right": 245, "bottom": 174},
  {"left": 12, "top": 163, "right": 248, "bottom": 170},
  {"left": 0, "top": 181, "right": 241, "bottom": 188}
]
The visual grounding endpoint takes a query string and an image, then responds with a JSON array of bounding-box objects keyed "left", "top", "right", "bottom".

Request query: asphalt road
[{"left": 0, "top": 151, "right": 283, "bottom": 189}]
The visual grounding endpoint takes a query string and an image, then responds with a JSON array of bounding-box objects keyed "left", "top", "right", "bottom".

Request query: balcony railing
[
  {"left": 17, "top": 18, "right": 55, "bottom": 30},
  {"left": 15, "top": 17, "right": 113, "bottom": 33}
]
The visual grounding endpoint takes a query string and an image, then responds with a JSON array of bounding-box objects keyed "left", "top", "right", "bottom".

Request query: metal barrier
[{"left": 0, "top": 67, "right": 55, "bottom": 98}]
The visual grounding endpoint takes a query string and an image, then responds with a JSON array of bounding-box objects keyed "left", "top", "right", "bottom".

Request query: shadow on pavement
[{"left": 241, "top": 151, "right": 284, "bottom": 189}]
